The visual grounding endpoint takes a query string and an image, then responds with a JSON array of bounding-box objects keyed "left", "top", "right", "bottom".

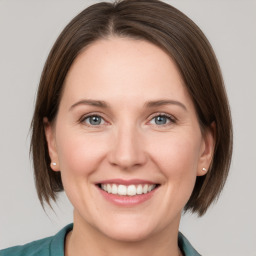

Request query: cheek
[
  {"left": 149, "top": 132, "right": 201, "bottom": 200},
  {"left": 151, "top": 133, "right": 201, "bottom": 172},
  {"left": 56, "top": 130, "right": 107, "bottom": 177},
  {"left": 156, "top": 136, "right": 201, "bottom": 211}
]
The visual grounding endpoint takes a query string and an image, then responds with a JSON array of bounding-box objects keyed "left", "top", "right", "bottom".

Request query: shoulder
[
  {"left": 178, "top": 232, "right": 201, "bottom": 256},
  {"left": 0, "top": 224, "right": 73, "bottom": 256},
  {"left": 0, "top": 236, "right": 52, "bottom": 256}
]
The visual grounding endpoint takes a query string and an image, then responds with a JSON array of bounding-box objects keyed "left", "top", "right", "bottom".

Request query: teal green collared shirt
[{"left": 0, "top": 224, "right": 201, "bottom": 256}]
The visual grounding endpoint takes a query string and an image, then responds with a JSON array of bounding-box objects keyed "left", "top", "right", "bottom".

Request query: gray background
[{"left": 0, "top": 0, "right": 255, "bottom": 255}]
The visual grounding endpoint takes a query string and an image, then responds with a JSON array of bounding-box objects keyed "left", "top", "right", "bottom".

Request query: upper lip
[{"left": 96, "top": 179, "right": 158, "bottom": 185}]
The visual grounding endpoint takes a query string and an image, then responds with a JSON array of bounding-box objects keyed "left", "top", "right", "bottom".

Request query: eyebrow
[
  {"left": 69, "top": 99, "right": 109, "bottom": 111},
  {"left": 69, "top": 99, "right": 187, "bottom": 111},
  {"left": 144, "top": 99, "right": 187, "bottom": 111}
]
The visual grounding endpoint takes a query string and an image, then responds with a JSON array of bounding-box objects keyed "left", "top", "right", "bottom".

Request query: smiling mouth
[{"left": 97, "top": 183, "right": 160, "bottom": 196}]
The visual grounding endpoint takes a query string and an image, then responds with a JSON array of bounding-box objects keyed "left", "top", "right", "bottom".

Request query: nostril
[{"left": 107, "top": 132, "right": 147, "bottom": 169}]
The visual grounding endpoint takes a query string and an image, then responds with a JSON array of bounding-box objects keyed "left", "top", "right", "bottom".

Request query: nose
[{"left": 108, "top": 125, "right": 147, "bottom": 170}]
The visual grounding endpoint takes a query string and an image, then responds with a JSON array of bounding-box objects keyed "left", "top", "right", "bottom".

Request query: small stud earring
[
  {"left": 52, "top": 162, "right": 57, "bottom": 166},
  {"left": 202, "top": 167, "right": 207, "bottom": 172}
]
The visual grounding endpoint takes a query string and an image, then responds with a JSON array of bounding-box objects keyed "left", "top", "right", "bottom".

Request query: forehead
[{"left": 61, "top": 37, "right": 193, "bottom": 109}]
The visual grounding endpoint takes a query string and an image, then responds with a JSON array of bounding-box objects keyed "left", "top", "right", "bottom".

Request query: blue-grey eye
[
  {"left": 85, "top": 115, "right": 103, "bottom": 125},
  {"left": 150, "top": 115, "right": 171, "bottom": 125}
]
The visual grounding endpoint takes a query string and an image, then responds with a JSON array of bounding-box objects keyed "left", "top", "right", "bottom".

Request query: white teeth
[
  {"left": 143, "top": 184, "right": 148, "bottom": 194},
  {"left": 118, "top": 185, "right": 127, "bottom": 195},
  {"left": 100, "top": 184, "right": 157, "bottom": 196},
  {"left": 137, "top": 184, "right": 143, "bottom": 195},
  {"left": 127, "top": 185, "right": 136, "bottom": 196},
  {"left": 107, "top": 184, "right": 112, "bottom": 193},
  {"left": 148, "top": 185, "right": 155, "bottom": 192},
  {"left": 112, "top": 184, "right": 118, "bottom": 194}
]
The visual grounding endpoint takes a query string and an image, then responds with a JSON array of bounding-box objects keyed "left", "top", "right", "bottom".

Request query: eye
[
  {"left": 83, "top": 115, "right": 106, "bottom": 126},
  {"left": 149, "top": 114, "right": 175, "bottom": 126}
]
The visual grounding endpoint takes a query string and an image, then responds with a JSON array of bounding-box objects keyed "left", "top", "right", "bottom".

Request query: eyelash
[
  {"left": 80, "top": 113, "right": 107, "bottom": 128},
  {"left": 148, "top": 112, "right": 177, "bottom": 127},
  {"left": 79, "top": 112, "right": 177, "bottom": 128}
]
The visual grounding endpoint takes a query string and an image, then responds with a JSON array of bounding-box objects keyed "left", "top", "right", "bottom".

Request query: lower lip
[{"left": 97, "top": 186, "right": 158, "bottom": 206}]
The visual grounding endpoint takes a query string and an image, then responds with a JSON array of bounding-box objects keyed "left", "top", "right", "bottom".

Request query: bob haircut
[{"left": 31, "top": 0, "right": 232, "bottom": 216}]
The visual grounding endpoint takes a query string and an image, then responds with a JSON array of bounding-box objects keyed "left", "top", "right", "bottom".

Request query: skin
[{"left": 44, "top": 37, "right": 215, "bottom": 256}]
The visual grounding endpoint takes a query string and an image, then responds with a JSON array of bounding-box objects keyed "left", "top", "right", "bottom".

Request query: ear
[
  {"left": 197, "top": 122, "right": 216, "bottom": 176},
  {"left": 43, "top": 117, "right": 59, "bottom": 172}
]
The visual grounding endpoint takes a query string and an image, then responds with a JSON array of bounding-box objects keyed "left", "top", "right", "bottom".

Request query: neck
[{"left": 65, "top": 210, "right": 182, "bottom": 256}]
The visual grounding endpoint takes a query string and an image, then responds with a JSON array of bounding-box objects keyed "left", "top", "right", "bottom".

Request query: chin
[
  {"left": 103, "top": 226, "right": 154, "bottom": 242},
  {"left": 96, "top": 215, "right": 159, "bottom": 242}
]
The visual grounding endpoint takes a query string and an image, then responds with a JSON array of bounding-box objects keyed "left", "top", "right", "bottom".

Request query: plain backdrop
[{"left": 0, "top": 0, "right": 255, "bottom": 255}]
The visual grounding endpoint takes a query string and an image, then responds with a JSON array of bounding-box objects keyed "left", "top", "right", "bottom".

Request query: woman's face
[{"left": 45, "top": 37, "right": 214, "bottom": 241}]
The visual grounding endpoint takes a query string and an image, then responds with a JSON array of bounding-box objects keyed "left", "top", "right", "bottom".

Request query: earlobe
[
  {"left": 197, "top": 122, "right": 216, "bottom": 176},
  {"left": 43, "top": 117, "right": 59, "bottom": 172}
]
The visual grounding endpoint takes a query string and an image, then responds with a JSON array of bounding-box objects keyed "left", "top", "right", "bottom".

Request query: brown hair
[{"left": 31, "top": 0, "right": 232, "bottom": 216}]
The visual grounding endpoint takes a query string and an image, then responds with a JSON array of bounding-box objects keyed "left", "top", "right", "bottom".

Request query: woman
[{"left": 0, "top": 0, "right": 232, "bottom": 255}]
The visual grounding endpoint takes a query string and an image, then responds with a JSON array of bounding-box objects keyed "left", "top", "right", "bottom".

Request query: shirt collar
[{"left": 178, "top": 232, "right": 201, "bottom": 256}]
